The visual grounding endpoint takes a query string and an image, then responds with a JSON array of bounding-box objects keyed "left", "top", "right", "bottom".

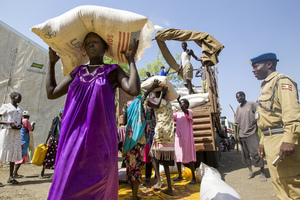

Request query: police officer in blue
[{"left": 250, "top": 53, "right": 300, "bottom": 199}]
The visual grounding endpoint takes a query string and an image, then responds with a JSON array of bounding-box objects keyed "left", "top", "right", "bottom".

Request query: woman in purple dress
[{"left": 46, "top": 32, "right": 140, "bottom": 200}]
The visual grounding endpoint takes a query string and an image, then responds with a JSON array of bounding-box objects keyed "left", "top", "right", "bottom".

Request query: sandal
[
  {"left": 152, "top": 182, "right": 162, "bottom": 190},
  {"left": 188, "top": 180, "right": 197, "bottom": 185},
  {"left": 0, "top": 182, "right": 4, "bottom": 187},
  {"left": 14, "top": 174, "right": 24, "bottom": 179},
  {"left": 7, "top": 179, "right": 19, "bottom": 184},
  {"left": 173, "top": 177, "right": 183, "bottom": 182}
]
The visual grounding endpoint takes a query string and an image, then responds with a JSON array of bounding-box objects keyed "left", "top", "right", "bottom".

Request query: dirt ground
[{"left": 0, "top": 149, "right": 279, "bottom": 200}]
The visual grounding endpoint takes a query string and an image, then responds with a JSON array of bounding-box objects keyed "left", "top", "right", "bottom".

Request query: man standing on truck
[
  {"left": 235, "top": 91, "right": 266, "bottom": 181},
  {"left": 178, "top": 41, "right": 202, "bottom": 94},
  {"left": 250, "top": 53, "right": 300, "bottom": 199}
]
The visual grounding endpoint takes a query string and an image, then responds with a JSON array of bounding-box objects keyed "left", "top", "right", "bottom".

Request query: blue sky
[{"left": 1, "top": 0, "right": 300, "bottom": 122}]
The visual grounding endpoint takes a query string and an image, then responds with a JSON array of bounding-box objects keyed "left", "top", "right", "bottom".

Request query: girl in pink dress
[{"left": 173, "top": 97, "right": 197, "bottom": 185}]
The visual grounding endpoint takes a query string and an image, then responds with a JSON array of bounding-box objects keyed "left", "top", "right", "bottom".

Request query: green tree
[
  {"left": 138, "top": 50, "right": 183, "bottom": 89},
  {"left": 104, "top": 56, "right": 129, "bottom": 73}
]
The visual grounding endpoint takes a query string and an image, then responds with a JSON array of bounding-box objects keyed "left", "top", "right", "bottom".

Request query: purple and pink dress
[{"left": 48, "top": 64, "right": 119, "bottom": 200}]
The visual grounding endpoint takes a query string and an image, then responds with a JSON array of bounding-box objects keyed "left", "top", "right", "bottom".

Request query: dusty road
[
  {"left": 0, "top": 149, "right": 279, "bottom": 200},
  {"left": 217, "top": 150, "right": 278, "bottom": 200}
]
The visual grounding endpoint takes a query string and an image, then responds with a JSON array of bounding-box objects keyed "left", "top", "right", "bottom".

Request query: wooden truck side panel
[{"left": 192, "top": 107, "right": 215, "bottom": 151}]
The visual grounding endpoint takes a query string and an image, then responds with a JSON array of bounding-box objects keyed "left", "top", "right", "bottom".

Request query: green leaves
[{"left": 138, "top": 50, "right": 183, "bottom": 89}]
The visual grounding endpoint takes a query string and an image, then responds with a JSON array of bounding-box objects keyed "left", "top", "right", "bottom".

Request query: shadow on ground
[
  {"left": 217, "top": 149, "right": 270, "bottom": 180},
  {"left": 118, "top": 172, "right": 200, "bottom": 200}
]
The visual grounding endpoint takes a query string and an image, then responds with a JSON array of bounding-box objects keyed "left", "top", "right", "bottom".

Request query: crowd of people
[
  {"left": 0, "top": 29, "right": 299, "bottom": 200},
  {"left": 117, "top": 79, "right": 198, "bottom": 199},
  {"left": 0, "top": 92, "right": 63, "bottom": 187},
  {"left": 43, "top": 33, "right": 201, "bottom": 200}
]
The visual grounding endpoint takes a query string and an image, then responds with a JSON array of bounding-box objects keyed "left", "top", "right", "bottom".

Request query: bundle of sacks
[
  {"left": 197, "top": 162, "right": 241, "bottom": 200},
  {"left": 31, "top": 5, "right": 154, "bottom": 76}
]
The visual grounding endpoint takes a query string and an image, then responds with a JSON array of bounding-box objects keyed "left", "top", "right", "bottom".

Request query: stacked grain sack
[
  {"left": 171, "top": 88, "right": 209, "bottom": 111},
  {"left": 31, "top": 5, "right": 155, "bottom": 76}
]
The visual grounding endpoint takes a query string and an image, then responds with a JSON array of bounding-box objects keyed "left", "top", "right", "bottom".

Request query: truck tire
[
  {"left": 229, "top": 137, "right": 236, "bottom": 150},
  {"left": 204, "top": 151, "right": 219, "bottom": 168},
  {"left": 194, "top": 151, "right": 205, "bottom": 168},
  {"left": 204, "top": 134, "right": 221, "bottom": 168}
]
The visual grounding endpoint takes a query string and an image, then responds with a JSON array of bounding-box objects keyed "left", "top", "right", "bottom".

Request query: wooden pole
[{"left": 229, "top": 104, "right": 239, "bottom": 153}]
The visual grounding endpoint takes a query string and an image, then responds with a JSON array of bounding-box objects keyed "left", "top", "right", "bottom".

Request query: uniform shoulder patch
[{"left": 282, "top": 83, "right": 292, "bottom": 91}]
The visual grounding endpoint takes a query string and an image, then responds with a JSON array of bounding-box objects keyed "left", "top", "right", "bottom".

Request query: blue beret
[{"left": 249, "top": 53, "right": 279, "bottom": 65}]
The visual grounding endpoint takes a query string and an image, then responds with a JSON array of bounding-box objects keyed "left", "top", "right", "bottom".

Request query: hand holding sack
[{"left": 141, "top": 76, "right": 179, "bottom": 101}]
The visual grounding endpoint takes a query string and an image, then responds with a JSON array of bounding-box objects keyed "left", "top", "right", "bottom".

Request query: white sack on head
[
  {"left": 31, "top": 5, "right": 154, "bottom": 76},
  {"left": 141, "top": 76, "right": 179, "bottom": 101},
  {"left": 198, "top": 162, "right": 241, "bottom": 200}
]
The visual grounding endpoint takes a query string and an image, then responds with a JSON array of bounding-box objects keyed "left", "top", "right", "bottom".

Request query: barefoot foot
[{"left": 161, "top": 188, "right": 174, "bottom": 196}]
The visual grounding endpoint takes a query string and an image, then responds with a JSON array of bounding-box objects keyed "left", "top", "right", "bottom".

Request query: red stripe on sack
[
  {"left": 120, "top": 32, "right": 126, "bottom": 63},
  {"left": 122, "top": 32, "right": 130, "bottom": 63},
  {"left": 117, "top": 32, "right": 122, "bottom": 62}
]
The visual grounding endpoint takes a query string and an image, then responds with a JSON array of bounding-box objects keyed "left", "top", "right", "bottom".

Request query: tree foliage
[
  {"left": 138, "top": 50, "right": 184, "bottom": 89},
  {"left": 104, "top": 50, "right": 184, "bottom": 89},
  {"left": 104, "top": 56, "right": 129, "bottom": 73}
]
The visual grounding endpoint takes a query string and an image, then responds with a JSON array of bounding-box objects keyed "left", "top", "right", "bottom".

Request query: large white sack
[
  {"left": 198, "top": 162, "right": 241, "bottom": 200},
  {"left": 118, "top": 168, "right": 127, "bottom": 182},
  {"left": 171, "top": 93, "right": 209, "bottom": 110},
  {"left": 176, "top": 92, "right": 209, "bottom": 101},
  {"left": 171, "top": 98, "right": 204, "bottom": 110},
  {"left": 176, "top": 87, "right": 200, "bottom": 96},
  {"left": 31, "top": 5, "right": 154, "bottom": 76},
  {"left": 141, "top": 76, "right": 179, "bottom": 101}
]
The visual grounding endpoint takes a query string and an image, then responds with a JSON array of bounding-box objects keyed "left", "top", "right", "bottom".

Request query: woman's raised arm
[
  {"left": 116, "top": 40, "right": 141, "bottom": 96},
  {"left": 46, "top": 47, "right": 73, "bottom": 99}
]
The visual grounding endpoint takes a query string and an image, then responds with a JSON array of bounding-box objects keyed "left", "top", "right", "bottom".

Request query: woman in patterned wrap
[{"left": 143, "top": 79, "right": 175, "bottom": 196}]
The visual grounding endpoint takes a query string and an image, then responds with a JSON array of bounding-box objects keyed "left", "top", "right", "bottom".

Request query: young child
[{"left": 13, "top": 111, "right": 35, "bottom": 179}]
